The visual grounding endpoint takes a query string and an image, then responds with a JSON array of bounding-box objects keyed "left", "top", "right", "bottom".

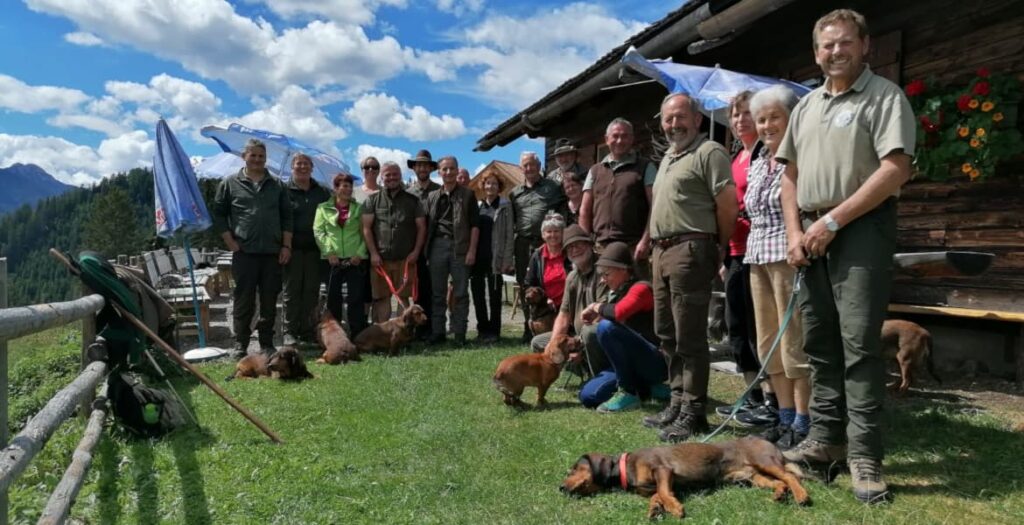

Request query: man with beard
[
  {"left": 777, "top": 9, "right": 914, "bottom": 504},
  {"left": 406, "top": 150, "right": 442, "bottom": 338},
  {"left": 546, "top": 138, "right": 587, "bottom": 186},
  {"left": 282, "top": 153, "right": 332, "bottom": 346},
  {"left": 644, "top": 93, "right": 737, "bottom": 443}
]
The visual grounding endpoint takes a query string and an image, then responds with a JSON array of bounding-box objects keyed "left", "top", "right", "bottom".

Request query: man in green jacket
[
  {"left": 212, "top": 139, "right": 294, "bottom": 359},
  {"left": 283, "top": 153, "right": 332, "bottom": 346}
]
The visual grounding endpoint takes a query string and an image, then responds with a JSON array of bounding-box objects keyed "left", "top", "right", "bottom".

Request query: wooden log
[
  {"left": 0, "top": 294, "right": 105, "bottom": 341},
  {"left": 36, "top": 382, "right": 107, "bottom": 525},
  {"left": 897, "top": 210, "right": 1024, "bottom": 230},
  {"left": 0, "top": 361, "right": 107, "bottom": 494}
]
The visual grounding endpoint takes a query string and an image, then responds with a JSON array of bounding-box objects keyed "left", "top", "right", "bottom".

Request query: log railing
[{"left": 0, "top": 258, "right": 108, "bottom": 525}]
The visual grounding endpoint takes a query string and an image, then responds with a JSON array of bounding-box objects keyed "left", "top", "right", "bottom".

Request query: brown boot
[
  {"left": 849, "top": 458, "right": 891, "bottom": 504},
  {"left": 642, "top": 403, "right": 679, "bottom": 429},
  {"left": 657, "top": 411, "right": 709, "bottom": 443},
  {"left": 783, "top": 438, "right": 847, "bottom": 464}
]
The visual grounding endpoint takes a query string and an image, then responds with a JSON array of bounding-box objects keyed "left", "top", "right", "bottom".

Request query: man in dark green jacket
[
  {"left": 282, "top": 153, "right": 332, "bottom": 345},
  {"left": 212, "top": 139, "right": 294, "bottom": 359}
]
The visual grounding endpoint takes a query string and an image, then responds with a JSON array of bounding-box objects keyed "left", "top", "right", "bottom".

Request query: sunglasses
[{"left": 362, "top": 165, "right": 380, "bottom": 170}]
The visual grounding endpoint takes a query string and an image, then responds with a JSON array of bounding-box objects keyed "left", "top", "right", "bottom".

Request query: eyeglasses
[{"left": 362, "top": 165, "right": 380, "bottom": 171}]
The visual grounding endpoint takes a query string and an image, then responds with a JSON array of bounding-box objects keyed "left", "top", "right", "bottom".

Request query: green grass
[{"left": 7, "top": 330, "right": 1024, "bottom": 524}]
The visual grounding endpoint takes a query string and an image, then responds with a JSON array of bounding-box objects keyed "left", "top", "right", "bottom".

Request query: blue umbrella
[
  {"left": 154, "top": 118, "right": 213, "bottom": 348},
  {"left": 200, "top": 123, "right": 359, "bottom": 186}
]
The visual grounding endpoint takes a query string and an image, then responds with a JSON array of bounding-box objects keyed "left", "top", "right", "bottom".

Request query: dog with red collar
[{"left": 560, "top": 436, "right": 809, "bottom": 519}]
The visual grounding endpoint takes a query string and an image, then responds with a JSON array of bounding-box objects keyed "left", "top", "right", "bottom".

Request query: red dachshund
[{"left": 492, "top": 333, "right": 577, "bottom": 409}]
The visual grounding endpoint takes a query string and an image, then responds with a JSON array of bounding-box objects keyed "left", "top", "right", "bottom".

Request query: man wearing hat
[
  {"left": 579, "top": 241, "right": 666, "bottom": 413},
  {"left": 546, "top": 138, "right": 587, "bottom": 186},
  {"left": 406, "top": 149, "right": 442, "bottom": 338},
  {"left": 530, "top": 223, "right": 608, "bottom": 381}
]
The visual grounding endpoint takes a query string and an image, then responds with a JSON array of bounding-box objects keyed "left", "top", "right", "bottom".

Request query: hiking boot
[
  {"left": 597, "top": 391, "right": 640, "bottom": 413},
  {"left": 783, "top": 438, "right": 847, "bottom": 464},
  {"left": 642, "top": 404, "right": 680, "bottom": 429},
  {"left": 282, "top": 334, "right": 298, "bottom": 346},
  {"left": 716, "top": 398, "right": 758, "bottom": 418},
  {"left": 427, "top": 333, "right": 446, "bottom": 346},
  {"left": 649, "top": 383, "right": 671, "bottom": 402},
  {"left": 658, "top": 412, "right": 709, "bottom": 443},
  {"left": 453, "top": 333, "right": 467, "bottom": 347},
  {"left": 759, "top": 423, "right": 790, "bottom": 444},
  {"left": 734, "top": 403, "right": 779, "bottom": 428},
  {"left": 849, "top": 458, "right": 891, "bottom": 504},
  {"left": 777, "top": 428, "right": 808, "bottom": 451},
  {"left": 230, "top": 343, "right": 247, "bottom": 360}
]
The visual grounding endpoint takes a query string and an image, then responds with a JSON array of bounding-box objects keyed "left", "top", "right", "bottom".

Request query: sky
[{"left": 0, "top": 0, "right": 680, "bottom": 186}]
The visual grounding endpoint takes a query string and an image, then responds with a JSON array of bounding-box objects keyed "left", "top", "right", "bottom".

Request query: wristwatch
[{"left": 822, "top": 213, "right": 841, "bottom": 232}]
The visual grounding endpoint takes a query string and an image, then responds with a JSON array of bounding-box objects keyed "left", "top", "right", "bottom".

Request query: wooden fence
[{"left": 0, "top": 258, "right": 108, "bottom": 525}]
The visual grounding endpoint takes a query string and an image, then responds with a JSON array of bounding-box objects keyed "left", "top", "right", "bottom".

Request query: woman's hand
[
  {"left": 328, "top": 255, "right": 340, "bottom": 266},
  {"left": 580, "top": 302, "right": 601, "bottom": 325},
  {"left": 786, "top": 233, "right": 810, "bottom": 267},
  {"left": 370, "top": 253, "right": 382, "bottom": 268},
  {"left": 350, "top": 255, "right": 362, "bottom": 266}
]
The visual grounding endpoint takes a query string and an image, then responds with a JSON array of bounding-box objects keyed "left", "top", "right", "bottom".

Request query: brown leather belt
[
  {"left": 653, "top": 232, "right": 713, "bottom": 249},
  {"left": 800, "top": 207, "right": 833, "bottom": 221}
]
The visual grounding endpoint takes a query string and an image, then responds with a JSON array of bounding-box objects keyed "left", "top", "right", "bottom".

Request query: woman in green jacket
[{"left": 314, "top": 173, "right": 370, "bottom": 336}]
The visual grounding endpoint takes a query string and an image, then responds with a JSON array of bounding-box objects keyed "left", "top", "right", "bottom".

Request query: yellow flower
[
  {"left": 961, "top": 163, "right": 973, "bottom": 173},
  {"left": 981, "top": 101, "right": 995, "bottom": 112},
  {"left": 969, "top": 168, "right": 981, "bottom": 180},
  {"left": 968, "top": 99, "right": 980, "bottom": 109},
  {"left": 993, "top": 112, "right": 1004, "bottom": 122},
  {"left": 958, "top": 126, "right": 970, "bottom": 137},
  {"left": 970, "top": 138, "right": 981, "bottom": 148},
  {"left": 975, "top": 127, "right": 986, "bottom": 137}
]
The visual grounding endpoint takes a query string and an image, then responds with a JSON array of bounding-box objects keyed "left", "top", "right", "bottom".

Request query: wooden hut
[{"left": 467, "top": 160, "right": 524, "bottom": 201}]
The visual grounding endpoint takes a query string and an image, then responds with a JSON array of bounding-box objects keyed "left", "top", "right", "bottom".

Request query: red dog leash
[
  {"left": 619, "top": 453, "right": 629, "bottom": 490},
  {"left": 374, "top": 259, "right": 417, "bottom": 307}
]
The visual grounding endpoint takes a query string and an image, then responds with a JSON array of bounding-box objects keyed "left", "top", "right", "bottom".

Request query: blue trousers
[{"left": 596, "top": 319, "right": 667, "bottom": 397}]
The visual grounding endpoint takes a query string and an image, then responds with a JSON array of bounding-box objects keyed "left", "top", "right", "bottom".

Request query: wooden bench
[
  {"left": 888, "top": 303, "right": 1024, "bottom": 385},
  {"left": 160, "top": 287, "right": 212, "bottom": 339}
]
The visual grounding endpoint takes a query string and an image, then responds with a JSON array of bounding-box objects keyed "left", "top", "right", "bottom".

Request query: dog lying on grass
[
  {"left": 881, "top": 319, "right": 941, "bottom": 394},
  {"left": 227, "top": 347, "right": 313, "bottom": 381},
  {"left": 316, "top": 309, "right": 360, "bottom": 365},
  {"left": 524, "top": 286, "right": 556, "bottom": 336},
  {"left": 353, "top": 304, "right": 428, "bottom": 356},
  {"left": 561, "top": 436, "right": 809, "bottom": 520},
  {"left": 492, "top": 333, "right": 577, "bottom": 409}
]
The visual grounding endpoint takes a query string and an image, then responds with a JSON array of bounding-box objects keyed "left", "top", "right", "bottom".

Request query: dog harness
[{"left": 619, "top": 453, "right": 629, "bottom": 490}]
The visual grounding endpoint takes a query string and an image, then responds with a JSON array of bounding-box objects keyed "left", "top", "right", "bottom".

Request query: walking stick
[{"left": 50, "top": 249, "right": 284, "bottom": 444}]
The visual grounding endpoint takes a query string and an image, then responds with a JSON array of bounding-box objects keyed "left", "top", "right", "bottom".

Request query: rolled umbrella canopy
[{"left": 200, "top": 123, "right": 358, "bottom": 186}]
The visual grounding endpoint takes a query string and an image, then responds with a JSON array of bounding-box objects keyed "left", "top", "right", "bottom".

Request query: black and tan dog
[
  {"left": 524, "top": 286, "right": 556, "bottom": 336},
  {"left": 561, "top": 437, "right": 809, "bottom": 520},
  {"left": 353, "top": 304, "right": 429, "bottom": 356},
  {"left": 227, "top": 346, "right": 314, "bottom": 381},
  {"left": 881, "top": 319, "right": 941, "bottom": 394}
]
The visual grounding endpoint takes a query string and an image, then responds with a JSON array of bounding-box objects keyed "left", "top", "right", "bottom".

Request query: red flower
[
  {"left": 973, "top": 81, "right": 990, "bottom": 96},
  {"left": 957, "top": 94, "right": 973, "bottom": 112},
  {"left": 905, "top": 79, "right": 927, "bottom": 97},
  {"left": 977, "top": 67, "right": 990, "bottom": 78}
]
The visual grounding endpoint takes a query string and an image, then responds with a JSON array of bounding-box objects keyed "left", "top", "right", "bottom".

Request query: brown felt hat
[
  {"left": 553, "top": 138, "right": 578, "bottom": 155},
  {"left": 562, "top": 224, "right": 592, "bottom": 249},
  {"left": 596, "top": 241, "right": 633, "bottom": 269},
  {"left": 407, "top": 149, "right": 438, "bottom": 170}
]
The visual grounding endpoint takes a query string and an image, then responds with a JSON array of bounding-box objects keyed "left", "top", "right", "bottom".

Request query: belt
[
  {"left": 799, "top": 207, "right": 833, "bottom": 221},
  {"left": 436, "top": 232, "right": 453, "bottom": 239},
  {"left": 653, "top": 232, "right": 713, "bottom": 249}
]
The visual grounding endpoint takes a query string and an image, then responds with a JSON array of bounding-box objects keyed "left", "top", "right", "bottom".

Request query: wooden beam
[
  {"left": 888, "top": 303, "right": 1024, "bottom": 323},
  {"left": 0, "top": 294, "right": 105, "bottom": 342}
]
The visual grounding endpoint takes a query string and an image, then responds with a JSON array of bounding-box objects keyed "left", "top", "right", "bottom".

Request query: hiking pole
[{"left": 50, "top": 249, "right": 284, "bottom": 444}]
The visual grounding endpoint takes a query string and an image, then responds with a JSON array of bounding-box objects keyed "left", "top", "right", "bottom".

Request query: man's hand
[
  {"left": 634, "top": 237, "right": 650, "bottom": 261},
  {"left": 801, "top": 218, "right": 837, "bottom": 259},
  {"left": 786, "top": 233, "right": 810, "bottom": 267},
  {"left": 568, "top": 352, "right": 583, "bottom": 364},
  {"left": 350, "top": 255, "right": 362, "bottom": 266},
  {"left": 328, "top": 255, "right": 340, "bottom": 266},
  {"left": 278, "top": 246, "right": 291, "bottom": 265},
  {"left": 580, "top": 302, "right": 601, "bottom": 325},
  {"left": 718, "top": 263, "right": 727, "bottom": 282},
  {"left": 502, "top": 264, "right": 514, "bottom": 275},
  {"left": 405, "top": 251, "right": 419, "bottom": 266},
  {"left": 465, "top": 252, "right": 476, "bottom": 266},
  {"left": 370, "top": 253, "right": 382, "bottom": 268},
  {"left": 225, "top": 237, "right": 241, "bottom": 253}
]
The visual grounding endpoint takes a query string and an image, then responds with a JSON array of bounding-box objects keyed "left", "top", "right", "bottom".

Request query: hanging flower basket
[{"left": 905, "top": 68, "right": 1023, "bottom": 182}]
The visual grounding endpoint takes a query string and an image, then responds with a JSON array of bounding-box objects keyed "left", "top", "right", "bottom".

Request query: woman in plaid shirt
[{"left": 745, "top": 85, "right": 811, "bottom": 449}]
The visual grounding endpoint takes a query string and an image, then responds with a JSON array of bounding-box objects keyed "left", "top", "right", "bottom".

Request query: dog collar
[{"left": 619, "top": 453, "right": 629, "bottom": 490}]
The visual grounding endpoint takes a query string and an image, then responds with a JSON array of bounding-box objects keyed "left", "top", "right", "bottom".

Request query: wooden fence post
[
  {"left": 1, "top": 257, "right": 9, "bottom": 525},
  {"left": 79, "top": 284, "right": 95, "bottom": 421}
]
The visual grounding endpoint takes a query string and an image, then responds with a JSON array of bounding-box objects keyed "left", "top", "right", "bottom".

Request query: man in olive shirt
[
  {"left": 282, "top": 153, "right": 331, "bottom": 346},
  {"left": 777, "top": 10, "right": 915, "bottom": 504},
  {"left": 406, "top": 149, "right": 442, "bottom": 338},
  {"left": 212, "top": 139, "right": 294, "bottom": 359},
  {"left": 363, "top": 162, "right": 427, "bottom": 323},
  {"left": 509, "top": 151, "right": 567, "bottom": 341},
  {"left": 644, "top": 93, "right": 737, "bottom": 443}
]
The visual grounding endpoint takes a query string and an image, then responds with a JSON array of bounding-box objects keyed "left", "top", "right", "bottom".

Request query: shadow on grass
[{"left": 170, "top": 379, "right": 215, "bottom": 525}]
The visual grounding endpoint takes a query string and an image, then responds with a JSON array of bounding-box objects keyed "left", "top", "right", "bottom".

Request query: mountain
[{"left": 0, "top": 163, "right": 74, "bottom": 215}]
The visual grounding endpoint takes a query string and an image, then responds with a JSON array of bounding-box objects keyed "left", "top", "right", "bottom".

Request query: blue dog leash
[{"left": 701, "top": 267, "right": 805, "bottom": 443}]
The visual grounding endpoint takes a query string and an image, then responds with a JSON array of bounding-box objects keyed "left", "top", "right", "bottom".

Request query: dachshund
[
  {"left": 881, "top": 319, "right": 941, "bottom": 394},
  {"left": 353, "top": 303, "right": 429, "bottom": 356},
  {"left": 227, "top": 347, "right": 314, "bottom": 381},
  {"left": 316, "top": 309, "right": 360, "bottom": 364},
  {"left": 524, "top": 286, "right": 556, "bottom": 336},
  {"left": 561, "top": 436, "right": 809, "bottom": 520},
  {"left": 492, "top": 333, "right": 577, "bottom": 409}
]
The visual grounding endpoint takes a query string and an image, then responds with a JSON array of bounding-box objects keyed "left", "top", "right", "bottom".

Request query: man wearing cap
[
  {"left": 509, "top": 151, "right": 568, "bottom": 342},
  {"left": 362, "top": 161, "right": 427, "bottom": 322},
  {"left": 546, "top": 138, "right": 587, "bottom": 186},
  {"left": 579, "top": 241, "right": 666, "bottom": 413},
  {"left": 530, "top": 224, "right": 608, "bottom": 381},
  {"left": 424, "top": 156, "right": 480, "bottom": 346},
  {"left": 282, "top": 153, "right": 332, "bottom": 346},
  {"left": 406, "top": 149, "right": 442, "bottom": 338},
  {"left": 646, "top": 93, "right": 738, "bottom": 443},
  {"left": 579, "top": 118, "right": 657, "bottom": 271}
]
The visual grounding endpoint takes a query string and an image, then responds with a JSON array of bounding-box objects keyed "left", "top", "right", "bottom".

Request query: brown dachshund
[
  {"left": 881, "top": 319, "right": 941, "bottom": 394},
  {"left": 524, "top": 286, "right": 556, "bottom": 336},
  {"left": 316, "top": 309, "right": 360, "bottom": 364},
  {"left": 561, "top": 437, "right": 809, "bottom": 520},
  {"left": 353, "top": 304, "right": 429, "bottom": 356},
  {"left": 227, "top": 347, "right": 314, "bottom": 381},
  {"left": 492, "top": 333, "right": 577, "bottom": 409}
]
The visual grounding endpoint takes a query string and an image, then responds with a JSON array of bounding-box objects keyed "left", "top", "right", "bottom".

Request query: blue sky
[{"left": 0, "top": 0, "right": 678, "bottom": 186}]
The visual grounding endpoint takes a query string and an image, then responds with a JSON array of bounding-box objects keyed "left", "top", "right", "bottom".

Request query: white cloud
[
  {"left": 434, "top": 0, "right": 484, "bottom": 16},
  {"left": 64, "top": 31, "right": 105, "bottom": 46},
  {"left": 344, "top": 93, "right": 465, "bottom": 141},
  {"left": 0, "top": 74, "right": 90, "bottom": 113},
  {"left": 354, "top": 144, "right": 411, "bottom": 178},
  {"left": 46, "top": 114, "right": 127, "bottom": 136},
  {"left": 234, "top": 85, "right": 348, "bottom": 155},
  {"left": 0, "top": 131, "right": 153, "bottom": 185},
  {"left": 255, "top": 0, "right": 407, "bottom": 25}
]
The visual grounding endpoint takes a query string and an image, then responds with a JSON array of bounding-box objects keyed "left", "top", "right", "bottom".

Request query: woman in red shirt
[{"left": 524, "top": 213, "right": 572, "bottom": 310}]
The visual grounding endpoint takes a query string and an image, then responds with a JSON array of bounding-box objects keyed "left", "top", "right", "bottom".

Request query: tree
[{"left": 82, "top": 186, "right": 146, "bottom": 259}]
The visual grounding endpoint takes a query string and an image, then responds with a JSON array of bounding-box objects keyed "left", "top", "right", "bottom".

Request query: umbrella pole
[
  {"left": 182, "top": 236, "right": 207, "bottom": 348},
  {"left": 710, "top": 108, "right": 716, "bottom": 142},
  {"left": 49, "top": 248, "right": 284, "bottom": 444}
]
